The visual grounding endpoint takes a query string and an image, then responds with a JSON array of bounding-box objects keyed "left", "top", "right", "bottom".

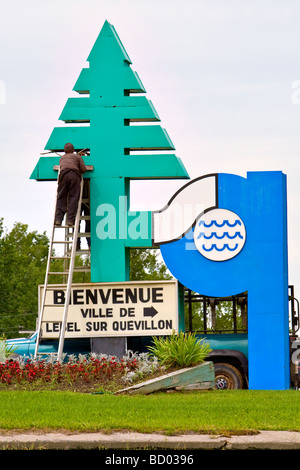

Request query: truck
[
  {"left": 184, "top": 285, "right": 300, "bottom": 390},
  {"left": 5, "top": 286, "right": 300, "bottom": 390}
]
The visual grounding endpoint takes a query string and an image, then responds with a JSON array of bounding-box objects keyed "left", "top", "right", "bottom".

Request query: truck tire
[{"left": 214, "top": 363, "right": 244, "bottom": 390}]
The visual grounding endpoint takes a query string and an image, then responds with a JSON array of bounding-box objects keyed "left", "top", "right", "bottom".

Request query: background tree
[
  {"left": 130, "top": 248, "right": 172, "bottom": 281},
  {"left": 0, "top": 219, "right": 49, "bottom": 337},
  {"left": 185, "top": 294, "right": 247, "bottom": 333}
]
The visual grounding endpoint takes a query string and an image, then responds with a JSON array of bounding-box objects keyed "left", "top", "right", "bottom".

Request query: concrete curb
[{"left": 0, "top": 430, "right": 300, "bottom": 450}]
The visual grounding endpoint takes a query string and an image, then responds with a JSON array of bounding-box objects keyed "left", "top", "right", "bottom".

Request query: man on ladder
[
  {"left": 34, "top": 143, "right": 89, "bottom": 360},
  {"left": 54, "top": 143, "right": 87, "bottom": 226}
]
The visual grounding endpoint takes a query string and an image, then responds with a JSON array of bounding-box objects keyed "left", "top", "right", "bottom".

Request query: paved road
[{"left": 0, "top": 430, "right": 300, "bottom": 450}]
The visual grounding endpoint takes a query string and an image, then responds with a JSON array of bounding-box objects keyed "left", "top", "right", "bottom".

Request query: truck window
[{"left": 185, "top": 290, "right": 248, "bottom": 334}]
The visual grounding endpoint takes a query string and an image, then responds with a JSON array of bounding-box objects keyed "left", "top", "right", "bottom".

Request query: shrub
[
  {"left": 0, "top": 335, "right": 18, "bottom": 361},
  {"left": 147, "top": 331, "right": 211, "bottom": 368}
]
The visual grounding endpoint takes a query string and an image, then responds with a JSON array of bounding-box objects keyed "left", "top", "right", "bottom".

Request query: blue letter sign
[{"left": 153, "top": 171, "right": 290, "bottom": 390}]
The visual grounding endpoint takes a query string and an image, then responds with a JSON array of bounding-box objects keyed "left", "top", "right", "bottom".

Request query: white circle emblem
[{"left": 193, "top": 209, "right": 246, "bottom": 261}]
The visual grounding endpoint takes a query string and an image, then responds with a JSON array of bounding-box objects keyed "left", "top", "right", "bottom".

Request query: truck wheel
[{"left": 214, "top": 363, "right": 244, "bottom": 390}]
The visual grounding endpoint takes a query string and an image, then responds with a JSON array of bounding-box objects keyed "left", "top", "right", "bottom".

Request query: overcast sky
[{"left": 1, "top": 0, "right": 300, "bottom": 294}]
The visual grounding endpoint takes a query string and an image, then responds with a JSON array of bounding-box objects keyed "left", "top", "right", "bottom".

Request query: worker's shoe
[
  {"left": 54, "top": 221, "right": 62, "bottom": 226},
  {"left": 66, "top": 220, "right": 75, "bottom": 226}
]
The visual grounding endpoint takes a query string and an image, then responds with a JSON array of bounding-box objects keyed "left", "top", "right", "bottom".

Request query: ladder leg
[
  {"left": 35, "top": 178, "right": 86, "bottom": 361},
  {"left": 34, "top": 222, "right": 56, "bottom": 359},
  {"left": 57, "top": 179, "right": 84, "bottom": 361}
]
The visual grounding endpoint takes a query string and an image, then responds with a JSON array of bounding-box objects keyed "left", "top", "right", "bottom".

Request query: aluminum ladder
[{"left": 34, "top": 179, "right": 90, "bottom": 361}]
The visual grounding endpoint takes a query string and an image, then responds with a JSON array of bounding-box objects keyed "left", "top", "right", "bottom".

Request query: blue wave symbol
[
  {"left": 198, "top": 219, "right": 241, "bottom": 228},
  {"left": 197, "top": 231, "right": 243, "bottom": 240},
  {"left": 202, "top": 243, "right": 239, "bottom": 252}
]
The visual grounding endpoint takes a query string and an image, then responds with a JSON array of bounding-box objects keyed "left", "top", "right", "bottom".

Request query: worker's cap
[{"left": 64, "top": 143, "right": 74, "bottom": 153}]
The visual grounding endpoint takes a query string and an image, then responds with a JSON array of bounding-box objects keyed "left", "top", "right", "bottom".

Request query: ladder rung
[
  {"left": 48, "top": 267, "right": 90, "bottom": 274},
  {"left": 36, "top": 352, "right": 56, "bottom": 355},
  {"left": 52, "top": 240, "right": 73, "bottom": 244},
  {"left": 48, "top": 272, "right": 70, "bottom": 275},
  {"left": 41, "top": 320, "right": 62, "bottom": 323},
  {"left": 80, "top": 216, "right": 90, "bottom": 220},
  {"left": 63, "top": 232, "right": 90, "bottom": 238},
  {"left": 43, "top": 304, "right": 64, "bottom": 307},
  {"left": 50, "top": 256, "right": 71, "bottom": 260},
  {"left": 40, "top": 286, "right": 66, "bottom": 291},
  {"left": 76, "top": 250, "right": 90, "bottom": 254},
  {"left": 36, "top": 352, "right": 59, "bottom": 356}
]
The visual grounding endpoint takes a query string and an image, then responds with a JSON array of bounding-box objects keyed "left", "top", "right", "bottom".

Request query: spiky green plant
[
  {"left": 147, "top": 331, "right": 211, "bottom": 368},
  {"left": 0, "top": 335, "right": 19, "bottom": 361}
]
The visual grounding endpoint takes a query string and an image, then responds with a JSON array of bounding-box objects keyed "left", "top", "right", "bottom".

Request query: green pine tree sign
[{"left": 30, "top": 20, "right": 189, "bottom": 282}]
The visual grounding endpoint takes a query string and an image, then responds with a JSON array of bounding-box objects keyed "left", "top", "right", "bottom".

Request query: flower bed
[{"left": 0, "top": 352, "right": 162, "bottom": 393}]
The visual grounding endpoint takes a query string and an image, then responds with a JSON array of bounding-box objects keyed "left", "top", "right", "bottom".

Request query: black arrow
[{"left": 143, "top": 306, "right": 158, "bottom": 318}]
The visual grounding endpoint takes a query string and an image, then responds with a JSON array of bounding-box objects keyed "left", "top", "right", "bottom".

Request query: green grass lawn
[{"left": 0, "top": 389, "right": 299, "bottom": 435}]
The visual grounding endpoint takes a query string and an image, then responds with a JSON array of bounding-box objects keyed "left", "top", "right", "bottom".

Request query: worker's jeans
[{"left": 55, "top": 170, "right": 81, "bottom": 224}]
